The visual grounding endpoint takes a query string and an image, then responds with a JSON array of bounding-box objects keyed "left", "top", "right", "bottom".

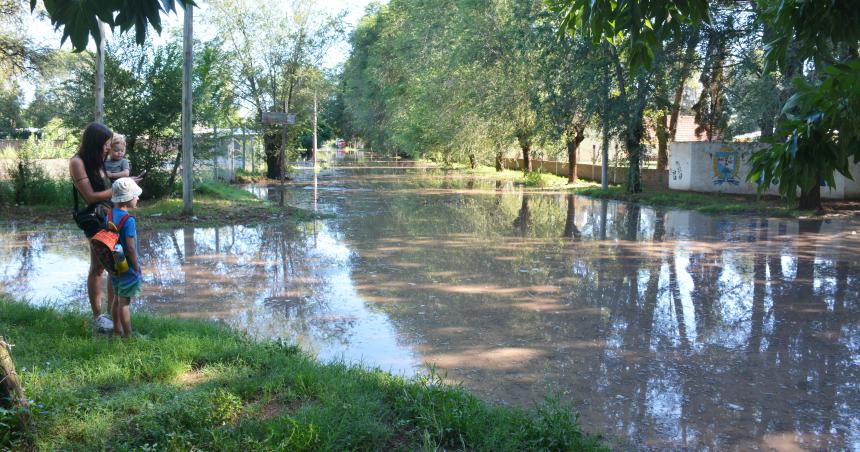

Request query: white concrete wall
[
  {"left": 668, "top": 141, "right": 777, "bottom": 195},
  {"left": 668, "top": 141, "right": 860, "bottom": 199},
  {"left": 841, "top": 159, "right": 860, "bottom": 198},
  {"left": 668, "top": 143, "right": 693, "bottom": 191}
]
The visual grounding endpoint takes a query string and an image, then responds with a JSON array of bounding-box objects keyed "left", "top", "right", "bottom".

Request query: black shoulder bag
[{"left": 72, "top": 187, "right": 111, "bottom": 238}]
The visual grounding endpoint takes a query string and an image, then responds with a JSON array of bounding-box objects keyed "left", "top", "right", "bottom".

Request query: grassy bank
[
  {"left": 136, "top": 180, "right": 326, "bottom": 229},
  {"left": 0, "top": 179, "right": 326, "bottom": 229},
  {"left": 462, "top": 166, "right": 574, "bottom": 188},
  {"left": 454, "top": 166, "right": 821, "bottom": 217},
  {"left": 0, "top": 297, "right": 604, "bottom": 451},
  {"left": 572, "top": 186, "right": 810, "bottom": 217}
]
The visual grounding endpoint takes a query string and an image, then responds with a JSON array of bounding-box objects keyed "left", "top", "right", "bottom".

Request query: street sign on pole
[{"left": 262, "top": 112, "right": 296, "bottom": 125}]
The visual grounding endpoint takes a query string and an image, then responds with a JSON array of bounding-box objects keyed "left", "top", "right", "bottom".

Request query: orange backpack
[{"left": 91, "top": 209, "right": 131, "bottom": 276}]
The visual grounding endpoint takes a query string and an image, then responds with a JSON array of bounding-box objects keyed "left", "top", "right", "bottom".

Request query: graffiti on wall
[
  {"left": 712, "top": 147, "right": 741, "bottom": 186},
  {"left": 671, "top": 160, "right": 683, "bottom": 181}
]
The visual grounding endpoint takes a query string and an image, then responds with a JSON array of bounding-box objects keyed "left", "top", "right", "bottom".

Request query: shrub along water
[
  {"left": 0, "top": 159, "right": 71, "bottom": 207},
  {"left": 0, "top": 297, "right": 605, "bottom": 450}
]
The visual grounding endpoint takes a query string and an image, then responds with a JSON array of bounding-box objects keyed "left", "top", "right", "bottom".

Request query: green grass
[
  {"left": 462, "top": 166, "right": 573, "bottom": 188},
  {"left": 0, "top": 297, "right": 605, "bottom": 451},
  {"left": 0, "top": 169, "right": 72, "bottom": 208},
  {"left": 451, "top": 165, "right": 823, "bottom": 216},
  {"left": 137, "top": 180, "right": 328, "bottom": 229},
  {"left": 573, "top": 186, "right": 810, "bottom": 217},
  {"left": 192, "top": 180, "right": 260, "bottom": 202},
  {"left": 234, "top": 168, "right": 268, "bottom": 183},
  {"left": 0, "top": 179, "right": 328, "bottom": 229}
]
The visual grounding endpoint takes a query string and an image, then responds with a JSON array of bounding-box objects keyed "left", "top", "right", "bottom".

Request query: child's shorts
[{"left": 110, "top": 277, "right": 142, "bottom": 299}]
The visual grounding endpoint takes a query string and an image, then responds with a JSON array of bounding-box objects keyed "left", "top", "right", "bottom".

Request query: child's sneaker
[{"left": 93, "top": 314, "right": 114, "bottom": 333}]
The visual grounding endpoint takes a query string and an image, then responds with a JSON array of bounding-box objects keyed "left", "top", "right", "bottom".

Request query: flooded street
[{"left": 2, "top": 165, "right": 859, "bottom": 450}]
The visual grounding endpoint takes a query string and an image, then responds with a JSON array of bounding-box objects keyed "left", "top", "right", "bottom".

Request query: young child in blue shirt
[
  {"left": 105, "top": 134, "right": 130, "bottom": 181},
  {"left": 108, "top": 177, "right": 143, "bottom": 338}
]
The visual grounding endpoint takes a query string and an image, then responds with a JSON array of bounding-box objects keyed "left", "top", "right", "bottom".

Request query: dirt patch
[
  {"left": 176, "top": 369, "right": 209, "bottom": 387},
  {"left": 259, "top": 398, "right": 306, "bottom": 419}
]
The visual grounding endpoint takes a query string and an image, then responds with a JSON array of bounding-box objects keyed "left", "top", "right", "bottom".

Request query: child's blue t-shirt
[{"left": 108, "top": 207, "right": 140, "bottom": 285}]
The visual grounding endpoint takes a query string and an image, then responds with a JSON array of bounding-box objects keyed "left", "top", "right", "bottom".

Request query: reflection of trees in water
[
  {"left": 334, "top": 187, "right": 860, "bottom": 449},
  {"left": 563, "top": 194, "right": 580, "bottom": 240},
  {"left": 137, "top": 222, "right": 355, "bottom": 344},
  {"left": 512, "top": 196, "right": 530, "bottom": 236}
]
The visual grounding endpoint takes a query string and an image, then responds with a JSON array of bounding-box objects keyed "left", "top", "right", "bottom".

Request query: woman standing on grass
[{"left": 69, "top": 122, "right": 115, "bottom": 332}]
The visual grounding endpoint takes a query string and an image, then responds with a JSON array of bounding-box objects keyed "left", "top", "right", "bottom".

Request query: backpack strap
[
  {"left": 115, "top": 212, "right": 132, "bottom": 232},
  {"left": 106, "top": 209, "right": 133, "bottom": 233}
]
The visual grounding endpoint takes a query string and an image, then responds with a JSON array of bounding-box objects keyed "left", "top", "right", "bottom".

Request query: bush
[
  {"left": 21, "top": 119, "right": 78, "bottom": 160},
  {"left": 138, "top": 170, "right": 177, "bottom": 200},
  {"left": 0, "top": 154, "right": 71, "bottom": 207},
  {"left": 523, "top": 170, "right": 546, "bottom": 188}
]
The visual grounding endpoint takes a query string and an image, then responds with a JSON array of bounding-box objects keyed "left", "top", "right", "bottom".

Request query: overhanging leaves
[{"left": 31, "top": 0, "right": 195, "bottom": 52}]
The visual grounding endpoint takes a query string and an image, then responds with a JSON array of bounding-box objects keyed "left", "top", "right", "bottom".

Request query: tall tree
[
  {"left": 206, "top": 0, "right": 342, "bottom": 179},
  {"left": 551, "top": 0, "right": 860, "bottom": 210},
  {"left": 749, "top": 0, "right": 860, "bottom": 210},
  {"left": 533, "top": 13, "right": 601, "bottom": 183}
]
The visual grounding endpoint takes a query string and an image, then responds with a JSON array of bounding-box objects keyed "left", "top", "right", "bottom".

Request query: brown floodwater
[{"left": 2, "top": 165, "right": 859, "bottom": 450}]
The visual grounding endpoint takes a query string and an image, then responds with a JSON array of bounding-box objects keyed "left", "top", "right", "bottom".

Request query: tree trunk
[
  {"left": 495, "top": 149, "right": 503, "bottom": 172},
  {"left": 520, "top": 139, "right": 531, "bottom": 172},
  {"left": 656, "top": 111, "right": 669, "bottom": 171},
  {"left": 798, "top": 180, "right": 822, "bottom": 211},
  {"left": 264, "top": 132, "right": 281, "bottom": 179},
  {"left": 168, "top": 144, "right": 183, "bottom": 194},
  {"left": 626, "top": 114, "right": 645, "bottom": 194},
  {"left": 668, "top": 30, "right": 700, "bottom": 141},
  {"left": 566, "top": 135, "right": 577, "bottom": 183},
  {"left": 759, "top": 113, "right": 775, "bottom": 139},
  {"left": 0, "top": 337, "right": 35, "bottom": 448},
  {"left": 468, "top": 153, "right": 476, "bottom": 169},
  {"left": 566, "top": 126, "right": 586, "bottom": 183}
]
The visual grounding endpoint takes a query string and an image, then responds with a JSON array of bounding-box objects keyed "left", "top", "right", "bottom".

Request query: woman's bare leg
[{"left": 88, "top": 244, "right": 105, "bottom": 318}]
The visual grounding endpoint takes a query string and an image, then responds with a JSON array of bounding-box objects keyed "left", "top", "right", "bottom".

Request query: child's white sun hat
[{"left": 111, "top": 177, "right": 143, "bottom": 203}]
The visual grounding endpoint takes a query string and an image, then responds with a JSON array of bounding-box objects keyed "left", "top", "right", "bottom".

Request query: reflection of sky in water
[
  {"left": 646, "top": 373, "right": 684, "bottom": 440},
  {"left": 282, "top": 222, "right": 419, "bottom": 374},
  {"left": 673, "top": 251, "right": 698, "bottom": 346},
  {"left": 0, "top": 230, "right": 89, "bottom": 305},
  {"left": 0, "top": 220, "right": 420, "bottom": 376}
]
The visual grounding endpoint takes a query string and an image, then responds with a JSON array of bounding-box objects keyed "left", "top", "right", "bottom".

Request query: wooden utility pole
[
  {"left": 280, "top": 98, "right": 288, "bottom": 185},
  {"left": 241, "top": 126, "right": 247, "bottom": 171},
  {"left": 601, "top": 45, "right": 610, "bottom": 190},
  {"left": 229, "top": 137, "right": 235, "bottom": 181},
  {"left": 313, "top": 89, "right": 318, "bottom": 168},
  {"left": 95, "top": 19, "right": 106, "bottom": 123},
  {"left": 181, "top": 4, "right": 194, "bottom": 215}
]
